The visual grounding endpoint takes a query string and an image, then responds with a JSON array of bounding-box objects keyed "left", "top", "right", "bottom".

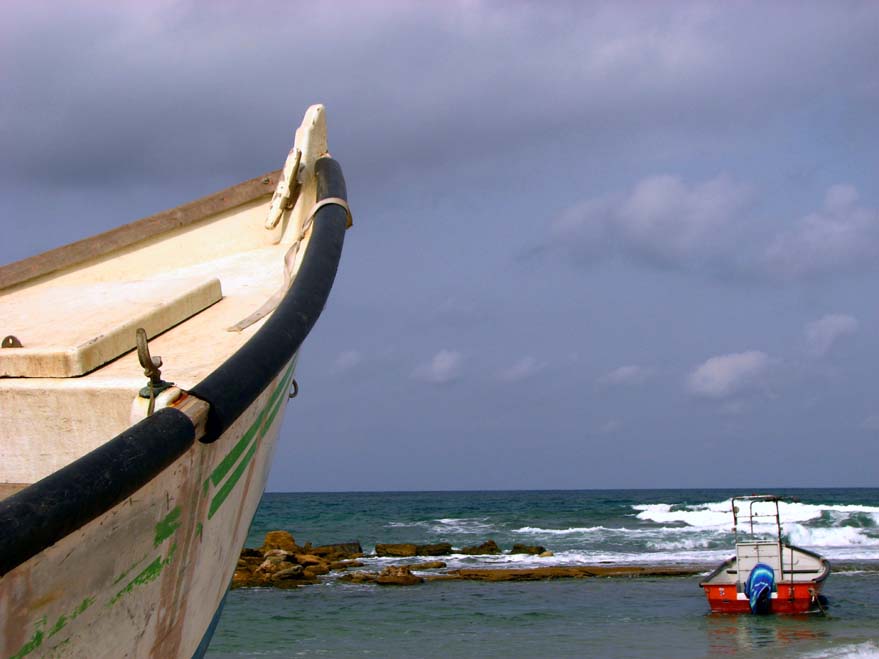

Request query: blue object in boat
[{"left": 745, "top": 563, "right": 775, "bottom": 614}]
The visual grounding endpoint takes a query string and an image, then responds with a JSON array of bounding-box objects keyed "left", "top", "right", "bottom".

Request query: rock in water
[
  {"left": 375, "top": 543, "right": 418, "bottom": 557},
  {"left": 510, "top": 544, "right": 547, "bottom": 555},
  {"left": 403, "top": 561, "right": 446, "bottom": 570},
  {"left": 458, "top": 540, "right": 501, "bottom": 555},
  {"left": 257, "top": 557, "right": 295, "bottom": 576},
  {"left": 311, "top": 542, "right": 364, "bottom": 560},
  {"left": 271, "top": 565, "right": 305, "bottom": 580},
  {"left": 339, "top": 571, "right": 377, "bottom": 584},
  {"left": 259, "top": 531, "right": 299, "bottom": 554},
  {"left": 416, "top": 543, "right": 453, "bottom": 556},
  {"left": 375, "top": 566, "right": 424, "bottom": 586}
]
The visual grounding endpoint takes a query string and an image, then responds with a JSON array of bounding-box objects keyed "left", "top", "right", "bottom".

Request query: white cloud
[
  {"left": 412, "top": 349, "right": 463, "bottom": 384},
  {"left": 764, "top": 185, "right": 879, "bottom": 280},
  {"left": 600, "top": 364, "right": 654, "bottom": 387},
  {"left": 552, "top": 180, "right": 879, "bottom": 282},
  {"left": 496, "top": 356, "right": 546, "bottom": 383},
  {"left": 687, "top": 351, "right": 769, "bottom": 399},
  {"left": 552, "top": 174, "right": 753, "bottom": 269},
  {"left": 332, "top": 350, "right": 362, "bottom": 373},
  {"left": 804, "top": 314, "right": 859, "bottom": 356},
  {"left": 617, "top": 174, "right": 752, "bottom": 262}
]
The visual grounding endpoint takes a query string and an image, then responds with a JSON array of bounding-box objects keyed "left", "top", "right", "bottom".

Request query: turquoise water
[{"left": 206, "top": 489, "right": 879, "bottom": 658}]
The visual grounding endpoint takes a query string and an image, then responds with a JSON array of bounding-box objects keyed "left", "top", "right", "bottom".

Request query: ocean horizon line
[{"left": 264, "top": 485, "right": 879, "bottom": 495}]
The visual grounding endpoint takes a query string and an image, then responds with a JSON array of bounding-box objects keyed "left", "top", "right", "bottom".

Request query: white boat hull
[
  {"left": 1, "top": 359, "right": 295, "bottom": 657},
  {"left": 0, "top": 104, "right": 350, "bottom": 658}
]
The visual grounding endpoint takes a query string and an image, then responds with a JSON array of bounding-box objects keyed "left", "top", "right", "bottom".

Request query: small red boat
[{"left": 700, "top": 495, "right": 830, "bottom": 614}]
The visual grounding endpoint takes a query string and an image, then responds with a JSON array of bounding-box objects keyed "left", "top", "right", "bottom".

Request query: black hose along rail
[{"left": 0, "top": 157, "right": 349, "bottom": 576}]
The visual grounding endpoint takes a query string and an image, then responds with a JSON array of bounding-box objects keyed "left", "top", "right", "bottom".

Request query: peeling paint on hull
[{"left": 0, "top": 360, "right": 295, "bottom": 658}]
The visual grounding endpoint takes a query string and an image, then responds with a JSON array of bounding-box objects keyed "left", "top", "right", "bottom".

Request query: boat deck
[{"left": 0, "top": 175, "right": 316, "bottom": 490}]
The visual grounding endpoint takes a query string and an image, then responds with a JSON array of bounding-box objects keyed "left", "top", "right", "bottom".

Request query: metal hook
[
  {"left": 136, "top": 328, "right": 163, "bottom": 386},
  {"left": 288, "top": 379, "right": 299, "bottom": 399},
  {"left": 136, "top": 328, "right": 174, "bottom": 414}
]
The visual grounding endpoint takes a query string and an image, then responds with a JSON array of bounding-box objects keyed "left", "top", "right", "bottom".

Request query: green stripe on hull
[
  {"left": 208, "top": 361, "right": 296, "bottom": 488},
  {"left": 207, "top": 364, "right": 295, "bottom": 519}
]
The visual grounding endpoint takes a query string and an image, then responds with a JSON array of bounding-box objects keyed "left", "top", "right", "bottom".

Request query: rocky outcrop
[
  {"left": 458, "top": 540, "right": 501, "bottom": 555},
  {"left": 376, "top": 566, "right": 424, "bottom": 586},
  {"left": 404, "top": 561, "right": 446, "bottom": 570},
  {"left": 339, "top": 571, "right": 377, "bottom": 584},
  {"left": 259, "top": 531, "right": 299, "bottom": 554},
  {"left": 510, "top": 544, "right": 547, "bottom": 555},
  {"left": 375, "top": 543, "right": 418, "bottom": 557},
  {"left": 416, "top": 543, "right": 453, "bottom": 556},
  {"left": 233, "top": 532, "right": 360, "bottom": 589},
  {"left": 233, "top": 530, "right": 700, "bottom": 590},
  {"left": 375, "top": 542, "right": 453, "bottom": 557},
  {"left": 311, "top": 542, "right": 363, "bottom": 561}
]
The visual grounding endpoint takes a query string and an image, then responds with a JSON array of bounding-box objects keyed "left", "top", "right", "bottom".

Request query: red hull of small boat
[{"left": 702, "top": 582, "right": 822, "bottom": 614}]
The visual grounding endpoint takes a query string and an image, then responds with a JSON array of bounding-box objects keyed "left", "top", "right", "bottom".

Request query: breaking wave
[{"left": 631, "top": 498, "right": 879, "bottom": 560}]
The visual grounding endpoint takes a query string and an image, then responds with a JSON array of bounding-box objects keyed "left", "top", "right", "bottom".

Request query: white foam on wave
[
  {"left": 634, "top": 499, "right": 879, "bottom": 530},
  {"left": 631, "top": 498, "right": 879, "bottom": 559},
  {"left": 430, "top": 517, "right": 494, "bottom": 534},
  {"left": 787, "top": 524, "right": 879, "bottom": 547},
  {"left": 385, "top": 517, "right": 495, "bottom": 534},
  {"left": 514, "top": 524, "right": 726, "bottom": 537},
  {"left": 513, "top": 525, "right": 607, "bottom": 535},
  {"left": 798, "top": 641, "right": 879, "bottom": 659}
]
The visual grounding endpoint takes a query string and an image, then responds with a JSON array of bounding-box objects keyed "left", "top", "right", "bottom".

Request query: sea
[{"left": 205, "top": 488, "right": 879, "bottom": 658}]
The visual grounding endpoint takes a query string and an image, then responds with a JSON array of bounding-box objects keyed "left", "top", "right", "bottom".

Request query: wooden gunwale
[{"left": 0, "top": 169, "right": 281, "bottom": 291}]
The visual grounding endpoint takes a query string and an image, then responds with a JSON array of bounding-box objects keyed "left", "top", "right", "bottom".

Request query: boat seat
[{"left": 0, "top": 277, "right": 222, "bottom": 377}]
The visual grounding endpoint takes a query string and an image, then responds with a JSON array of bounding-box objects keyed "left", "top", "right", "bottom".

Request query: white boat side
[
  {"left": 699, "top": 543, "right": 831, "bottom": 587},
  {"left": 0, "top": 105, "right": 350, "bottom": 658}
]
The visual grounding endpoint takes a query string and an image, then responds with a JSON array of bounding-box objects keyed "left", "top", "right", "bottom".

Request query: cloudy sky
[{"left": 3, "top": 2, "right": 878, "bottom": 491}]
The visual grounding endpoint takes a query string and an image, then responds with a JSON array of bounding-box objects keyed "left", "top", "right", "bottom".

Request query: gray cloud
[
  {"left": 412, "top": 350, "right": 463, "bottom": 385},
  {"left": 496, "top": 356, "right": 546, "bottom": 383},
  {"left": 687, "top": 351, "right": 769, "bottom": 399},
  {"left": 600, "top": 365, "right": 655, "bottom": 387},
  {"left": 3, "top": 2, "right": 877, "bottom": 190},
  {"left": 5, "top": 2, "right": 879, "bottom": 490},
  {"left": 550, "top": 179, "right": 879, "bottom": 282},
  {"left": 552, "top": 174, "right": 753, "bottom": 271},
  {"left": 804, "top": 314, "right": 859, "bottom": 357},
  {"left": 765, "top": 186, "right": 879, "bottom": 280}
]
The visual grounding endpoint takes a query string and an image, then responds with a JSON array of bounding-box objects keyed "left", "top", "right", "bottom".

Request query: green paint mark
[
  {"left": 208, "top": 362, "right": 295, "bottom": 487},
  {"left": 154, "top": 505, "right": 182, "bottom": 547},
  {"left": 207, "top": 369, "right": 293, "bottom": 520},
  {"left": 109, "top": 544, "right": 177, "bottom": 606},
  {"left": 8, "top": 630, "right": 43, "bottom": 659},
  {"left": 71, "top": 597, "right": 94, "bottom": 619},
  {"left": 260, "top": 379, "right": 289, "bottom": 435},
  {"left": 112, "top": 555, "right": 147, "bottom": 586},
  {"left": 47, "top": 615, "right": 67, "bottom": 638},
  {"left": 196, "top": 522, "right": 203, "bottom": 538},
  {"left": 209, "top": 410, "right": 263, "bottom": 487},
  {"left": 9, "top": 618, "right": 45, "bottom": 659},
  {"left": 208, "top": 434, "right": 260, "bottom": 519}
]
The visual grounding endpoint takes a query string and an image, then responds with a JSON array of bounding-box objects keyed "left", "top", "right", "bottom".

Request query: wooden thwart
[{"left": 0, "top": 277, "right": 222, "bottom": 377}]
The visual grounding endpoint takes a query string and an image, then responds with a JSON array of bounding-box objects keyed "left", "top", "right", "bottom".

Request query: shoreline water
[{"left": 208, "top": 488, "right": 879, "bottom": 658}]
